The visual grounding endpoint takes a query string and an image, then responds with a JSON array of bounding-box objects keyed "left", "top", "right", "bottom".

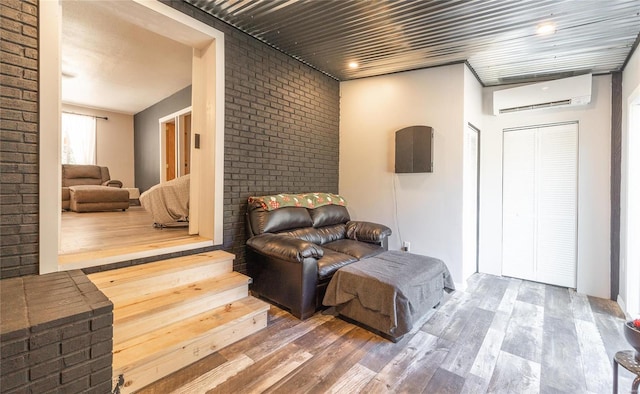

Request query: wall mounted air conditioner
[{"left": 493, "top": 73, "right": 592, "bottom": 115}]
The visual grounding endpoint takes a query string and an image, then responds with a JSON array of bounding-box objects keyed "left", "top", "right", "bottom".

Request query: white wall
[
  {"left": 479, "top": 75, "right": 612, "bottom": 298},
  {"left": 620, "top": 46, "right": 640, "bottom": 315},
  {"left": 62, "top": 104, "right": 135, "bottom": 187},
  {"left": 339, "top": 64, "right": 468, "bottom": 286},
  {"left": 462, "top": 66, "right": 484, "bottom": 282}
]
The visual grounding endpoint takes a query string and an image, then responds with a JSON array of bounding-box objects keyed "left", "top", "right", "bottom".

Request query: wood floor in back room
[
  {"left": 138, "top": 273, "right": 636, "bottom": 394},
  {"left": 60, "top": 206, "right": 190, "bottom": 255}
]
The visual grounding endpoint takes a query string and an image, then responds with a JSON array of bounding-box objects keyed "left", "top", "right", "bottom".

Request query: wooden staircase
[{"left": 87, "top": 250, "right": 270, "bottom": 393}]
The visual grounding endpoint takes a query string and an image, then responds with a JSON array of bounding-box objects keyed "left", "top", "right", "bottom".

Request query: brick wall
[
  {"left": 167, "top": 1, "right": 341, "bottom": 273},
  {"left": 0, "top": 271, "right": 113, "bottom": 393},
  {"left": 0, "top": 0, "right": 340, "bottom": 277},
  {"left": 0, "top": 0, "right": 39, "bottom": 279},
  {"left": 0, "top": 0, "right": 339, "bottom": 390}
]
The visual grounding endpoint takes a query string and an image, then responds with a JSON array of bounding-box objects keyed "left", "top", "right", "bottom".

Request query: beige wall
[
  {"left": 480, "top": 75, "right": 612, "bottom": 298},
  {"left": 62, "top": 104, "right": 135, "bottom": 188},
  {"left": 339, "top": 64, "right": 468, "bottom": 287}
]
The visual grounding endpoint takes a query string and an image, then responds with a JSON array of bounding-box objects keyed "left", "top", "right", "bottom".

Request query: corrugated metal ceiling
[{"left": 186, "top": 0, "right": 640, "bottom": 86}]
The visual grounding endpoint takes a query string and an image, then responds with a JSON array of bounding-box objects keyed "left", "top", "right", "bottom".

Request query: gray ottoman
[
  {"left": 323, "top": 250, "right": 455, "bottom": 341},
  {"left": 69, "top": 185, "right": 130, "bottom": 212}
]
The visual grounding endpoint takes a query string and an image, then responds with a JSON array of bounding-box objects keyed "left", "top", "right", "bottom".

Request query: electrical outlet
[{"left": 402, "top": 241, "right": 410, "bottom": 252}]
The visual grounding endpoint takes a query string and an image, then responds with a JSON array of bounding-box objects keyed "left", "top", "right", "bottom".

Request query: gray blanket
[{"left": 323, "top": 250, "right": 455, "bottom": 338}]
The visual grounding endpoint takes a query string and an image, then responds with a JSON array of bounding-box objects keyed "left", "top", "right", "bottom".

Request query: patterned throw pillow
[{"left": 248, "top": 192, "right": 347, "bottom": 211}]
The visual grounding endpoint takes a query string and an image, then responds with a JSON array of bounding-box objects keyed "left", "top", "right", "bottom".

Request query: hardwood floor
[
  {"left": 138, "top": 273, "right": 636, "bottom": 394},
  {"left": 60, "top": 206, "right": 190, "bottom": 255},
  {"left": 59, "top": 206, "right": 210, "bottom": 270}
]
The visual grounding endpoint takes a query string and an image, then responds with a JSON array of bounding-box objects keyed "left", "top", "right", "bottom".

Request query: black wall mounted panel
[{"left": 395, "top": 125, "right": 433, "bottom": 173}]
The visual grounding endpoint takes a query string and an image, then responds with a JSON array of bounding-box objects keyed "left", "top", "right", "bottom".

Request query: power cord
[{"left": 392, "top": 174, "right": 403, "bottom": 249}]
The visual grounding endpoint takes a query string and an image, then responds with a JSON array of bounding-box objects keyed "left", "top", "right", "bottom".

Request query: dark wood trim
[{"left": 611, "top": 72, "right": 622, "bottom": 300}]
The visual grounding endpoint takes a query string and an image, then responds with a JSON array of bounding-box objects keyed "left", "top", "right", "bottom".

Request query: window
[{"left": 61, "top": 112, "right": 96, "bottom": 164}]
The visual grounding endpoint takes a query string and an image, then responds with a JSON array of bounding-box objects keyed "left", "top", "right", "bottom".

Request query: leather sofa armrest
[
  {"left": 346, "top": 221, "right": 392, "bottom": 243},
  {"left": 103, "top": 180, "right": 123, "bottom": 188},
  {"left": 247, "top": 233, "right": 324, "bottom": 263}
]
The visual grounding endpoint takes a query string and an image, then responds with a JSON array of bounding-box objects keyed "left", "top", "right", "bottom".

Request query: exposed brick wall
[
  {"left": 166, "top": 1, "right": 341, "bottom": 273},
  {"left": 0, "top": 0, "right": 39, "bottom": 279},
  {"left": 0, "top": 271, "right": 113, "bottom": 393},
  {"left": 0, "top": 0, "right": 340, "bottom": 278},
  {"left": 0, "top": 0, "right": 338, "bottom": 391}
]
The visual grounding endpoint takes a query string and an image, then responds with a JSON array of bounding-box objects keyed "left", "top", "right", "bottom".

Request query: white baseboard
[{"left": 617, "top": 295, "right": 630, "bottom": 319}]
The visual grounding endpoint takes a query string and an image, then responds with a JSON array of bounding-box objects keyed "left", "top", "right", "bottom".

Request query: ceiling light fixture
[
  {"left": 348, "top": 62, "right": 359, "bottom": 69},
  {"left": 536, "top": 22, "right": 556, "bottom": 36}
]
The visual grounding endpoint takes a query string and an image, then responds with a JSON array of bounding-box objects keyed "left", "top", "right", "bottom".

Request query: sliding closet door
[{"left": 502, "top": 123, "right": 578, "bottom": 288}]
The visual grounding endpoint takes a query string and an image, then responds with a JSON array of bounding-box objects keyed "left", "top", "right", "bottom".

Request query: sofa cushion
[
  {"left": 283, "top": 224, "right": 346, "bottom": 245},
  {"left": 323, "top": 239, "right": 384, "bottom": 260},
  {"left": 309, "top": 205, "right": 350, "bottom": 228},
  {"left": 62, "top": 165, "right": 104, "bottom": 187},
  {"left": 250, "top": 206, "right": 313, "bottom": 235},
  {"left": 317, "top": 249, "right": 358, "bottom": 280}
]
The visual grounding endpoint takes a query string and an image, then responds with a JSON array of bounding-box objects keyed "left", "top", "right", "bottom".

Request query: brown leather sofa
[
  {"left": 246, "top": 194, "right": 392, "bottom": 319},
  {"left": 61, "top": 164, "right": 124, "bottom": 211}
]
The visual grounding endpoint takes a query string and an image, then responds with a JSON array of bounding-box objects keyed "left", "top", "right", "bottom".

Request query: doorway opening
[
  {"left": 40, "top": 1, "right": 225, "bottom": 273},
  {"left": 160, "top": 107, "right": 192, "bottom": 183}
]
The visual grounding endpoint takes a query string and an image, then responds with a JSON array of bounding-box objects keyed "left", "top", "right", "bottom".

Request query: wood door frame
[
  {"left": 39, "top": 1, "right": 225, "bottom": 274},
  {"left": 165, "top": 122, "right": 177, "bottom": 181},
  {"left": 180, "top": 113, "right": 191, "bottom": 177}
]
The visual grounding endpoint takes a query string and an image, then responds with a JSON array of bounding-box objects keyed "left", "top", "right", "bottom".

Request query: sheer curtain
[{"left": 61, "top": 113, "right": 96, "bottom": 164}]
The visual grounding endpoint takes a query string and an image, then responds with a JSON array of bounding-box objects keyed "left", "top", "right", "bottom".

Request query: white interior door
[
  {"left": 535, "top": 124, "right": 578, "bottom": 287},
  {"left": 625, "top": 100, "right": 640, "bottom": 316},
  {"left": 502, "top": 123, "right": 578, "bottom": 288},
  {"left": 502, "top": 129, "right": 537, "bottom": 282}
]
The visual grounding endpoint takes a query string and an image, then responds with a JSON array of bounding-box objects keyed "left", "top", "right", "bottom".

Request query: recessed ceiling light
[
  {"left": 348, "top": 62, "right": 359, "bottom": 69},
  {"left": 536, "top": 22, "right": 556, "bottom": 36}
]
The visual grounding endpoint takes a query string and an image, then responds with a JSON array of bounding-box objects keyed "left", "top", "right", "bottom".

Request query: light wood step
[
  {"left": 88, "top": 250, "right": 233, "bottom": 287},
  {"left": 88, "top": 251, "right": 269, "bottom": 393},
  {"left": 113, "top": 296, "right": 270, "bottom": 394},
  {"left": 88, "top": 251, "right": 233, "bottom": 304},
  {"left": 113, "top": 272, "right": 251, "bottom": 344}
]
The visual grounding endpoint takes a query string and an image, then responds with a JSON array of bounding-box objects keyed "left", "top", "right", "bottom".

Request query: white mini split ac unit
[{"left": 493, "top": 73, "right": 592, "bottom": 115}]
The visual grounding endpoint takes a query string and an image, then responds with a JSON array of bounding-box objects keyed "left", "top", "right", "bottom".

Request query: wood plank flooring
[
  {"left": 60, "top": 206, "right": 190, "bottom": 255},
  {"left": 137, "top": 273, "right": 637, "bottom": 394},
  {"left": 59, "top": 206, "right": 212, "bottom": 270}
]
